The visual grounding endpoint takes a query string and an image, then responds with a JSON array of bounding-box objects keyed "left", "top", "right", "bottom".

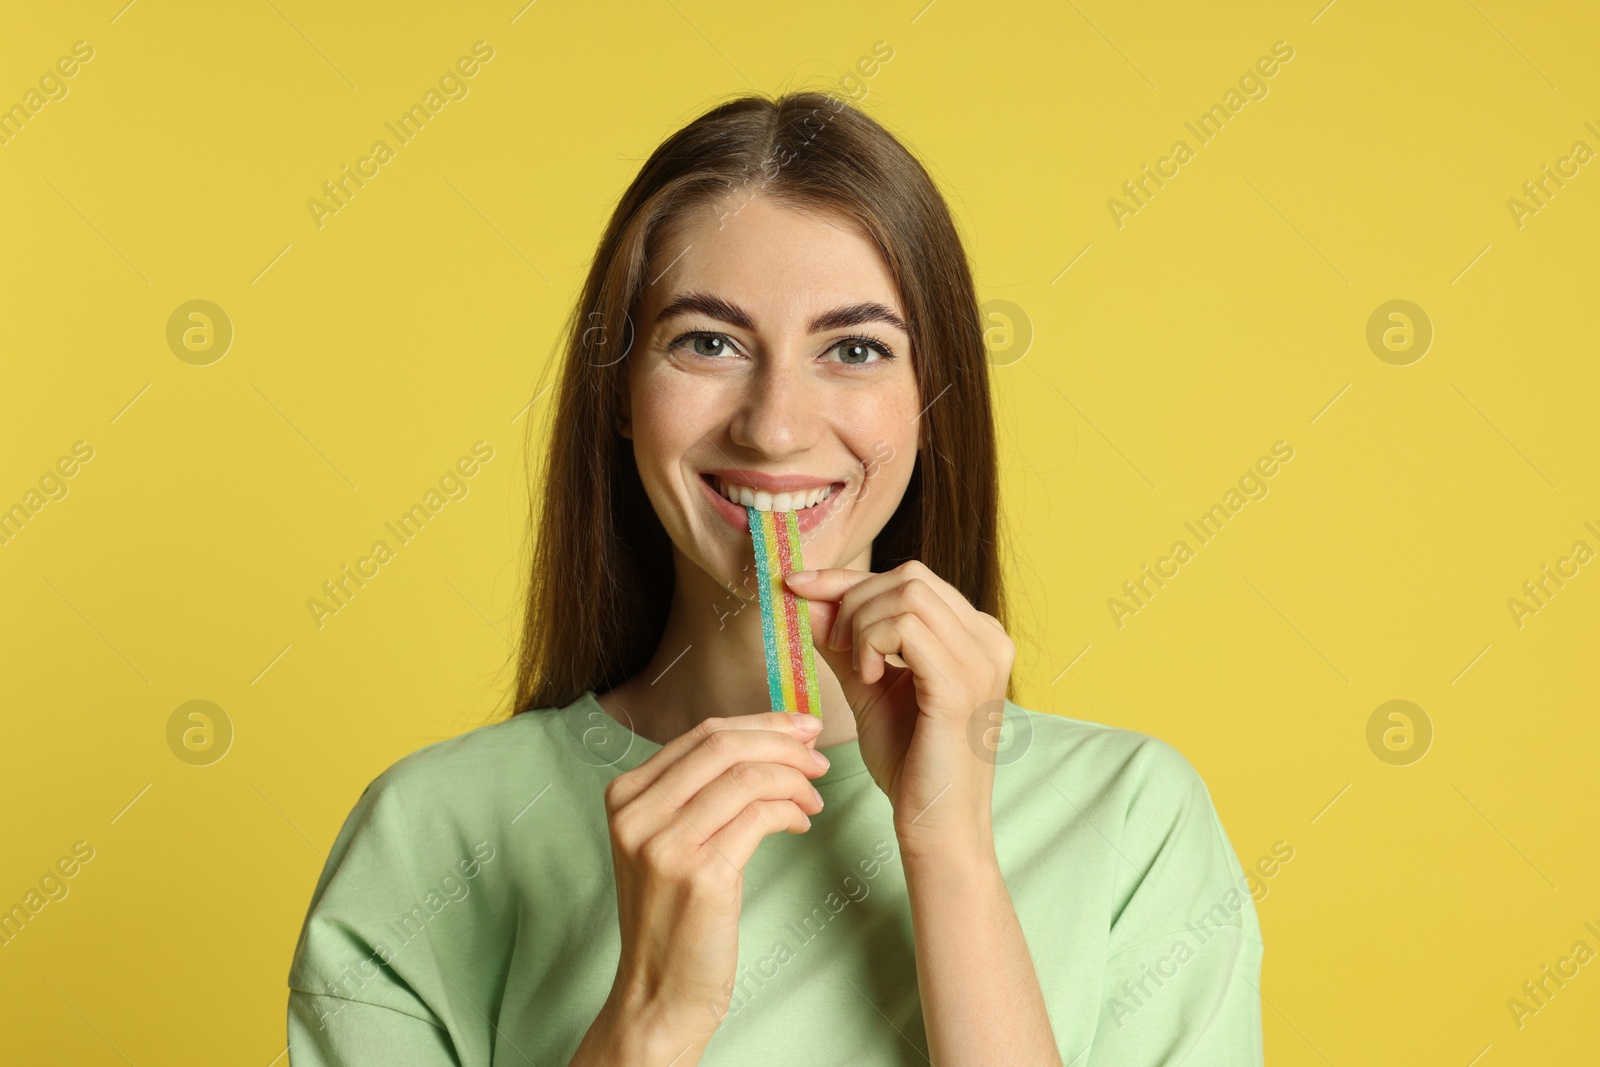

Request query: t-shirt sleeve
[
  {"left": 288, "top": 991, "right": 460, "bottom": 1066},
  {"left": 286, "top": 772, "right": 464, "bottom": 1066},
  {"left": 1083, "top": 738, "right": 1265, "bottom": 1066}
]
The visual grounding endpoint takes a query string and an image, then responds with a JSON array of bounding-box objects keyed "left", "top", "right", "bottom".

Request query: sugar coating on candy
[{"left": 746, "top": 505, "right": 822, "bottom": 716}]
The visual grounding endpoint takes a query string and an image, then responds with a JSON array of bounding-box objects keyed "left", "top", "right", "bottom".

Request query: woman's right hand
[{"left": 598, "top": 710, "right": 830, "bottom": 1056}]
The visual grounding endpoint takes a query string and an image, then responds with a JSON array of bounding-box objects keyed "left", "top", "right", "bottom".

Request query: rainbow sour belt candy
[{"left": 746, "top": 505, "right": 823, "bottom": 716}]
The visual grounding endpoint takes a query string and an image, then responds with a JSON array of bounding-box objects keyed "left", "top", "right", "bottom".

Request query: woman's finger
[
  {"left": 609, "top": 727, "right": 827, "bottom": 844},
  {"left": 832, "top": 563, "right": 979, "bottom": 655},
  {"left": 705, "top": 799, "right": 819, "bottom": 871},
  {"left": 604, "top": 711, "right": 821, "bottom": 810},
  {"left": 799, "top": 562, "right": 979, "bottom": 652},
  {"left": 645, "top": 727, "right": 826, "bottom": 808},
  {"left": 854, "top": 609, "right": 951, "bottom": 687},
  {"left": 655, "top": 761, "right": 825, "bottom": 866},
  {"left": 839, "top": 578, "right": 971, "bottom": 680}
]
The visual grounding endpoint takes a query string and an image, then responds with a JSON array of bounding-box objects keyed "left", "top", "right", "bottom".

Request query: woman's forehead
[{"left": 644, "top": 202, "right": 904, "bottom": 327}]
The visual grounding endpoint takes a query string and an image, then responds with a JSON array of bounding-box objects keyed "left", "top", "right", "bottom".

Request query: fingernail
[
  {"left": 811, "top": 749, "right": 830, "bottom": 769},
  {"left": 790, "top": 712, "right": 822, "bottom": 731},
  {"left": 812, "top": 786, "right": 825, "bottom": 807},
  {"left": 786, "top": 569, "right": 816, "bottom": 584}
]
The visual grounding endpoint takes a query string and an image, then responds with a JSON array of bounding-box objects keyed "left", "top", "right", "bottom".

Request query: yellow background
[{"left": 2, "top": 0, "right": 1596, "bottom": 1062}]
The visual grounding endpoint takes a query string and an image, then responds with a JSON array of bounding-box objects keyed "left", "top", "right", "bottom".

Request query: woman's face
[{"left": 620, "top": 191, "right": 922, "bottom": 596}]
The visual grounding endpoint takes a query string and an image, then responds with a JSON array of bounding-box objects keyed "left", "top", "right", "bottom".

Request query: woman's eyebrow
[
  {"left": 654, "top": 291, "right": 908, "bottom": 334},
  {"left": 810, "top": 301, "right": 909, "bottom": 335}
]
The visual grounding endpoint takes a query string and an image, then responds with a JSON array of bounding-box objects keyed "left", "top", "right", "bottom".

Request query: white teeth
[{"left": 713, "top": 476, "right": 834, "bottom": 512}]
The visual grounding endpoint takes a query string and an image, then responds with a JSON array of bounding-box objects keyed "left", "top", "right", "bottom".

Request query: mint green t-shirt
[{"left": 286, "top": 692, "right": 1264, "bottom": 1065}]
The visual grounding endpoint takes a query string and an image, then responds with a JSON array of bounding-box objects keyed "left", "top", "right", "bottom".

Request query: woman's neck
[{"left": 595, "top": 544, "right": 864, "bottom": 750}]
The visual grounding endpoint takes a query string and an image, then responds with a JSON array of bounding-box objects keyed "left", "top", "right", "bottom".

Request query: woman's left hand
[{"left": 783, "top": 561, "right": 1015, "bottom": 857}]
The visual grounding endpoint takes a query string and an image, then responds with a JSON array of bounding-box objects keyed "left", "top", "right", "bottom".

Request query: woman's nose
[{"left": 727, "top": 355, "right": 820, "bottom": 455}]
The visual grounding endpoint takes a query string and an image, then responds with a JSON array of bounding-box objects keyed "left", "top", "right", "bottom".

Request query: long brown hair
[{"left": 508, "top": 89, "right": 1008, "bottom": 716}]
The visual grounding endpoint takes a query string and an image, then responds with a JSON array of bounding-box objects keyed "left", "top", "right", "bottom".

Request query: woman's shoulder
[
  {"left": 996, "top": 700, "right": 1262, "bottom": 951},
  {"left": 998, "top": 699, "right": 1210, "bottom": 793},
  {"left": 994, "top": 699, "right": 1228, "bottom": 838},
  {"left": 292, "top": 700, "right": 602, "bottom": 917},
  {"left": 350, "top": 697, "right": 599, "bottom": 823},
  {"left": 287, "top": 707, "right": 585, "bottom": 1011}
]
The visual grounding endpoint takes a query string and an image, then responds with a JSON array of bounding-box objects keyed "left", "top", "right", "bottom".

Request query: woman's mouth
[
  {"left": 698, "top": 472, "right": 848, "bottom": 533},
  {"left": 708, "top": 474, "right": 836, "bottom": 512}
]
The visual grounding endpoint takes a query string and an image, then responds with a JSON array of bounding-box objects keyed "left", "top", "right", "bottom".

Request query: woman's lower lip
[{"left": 699, "top": 475, "right": 845, "bottom": 534}]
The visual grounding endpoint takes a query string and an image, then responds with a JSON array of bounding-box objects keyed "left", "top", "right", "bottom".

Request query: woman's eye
[
  {"left": 687, "top": 334, "right": 731, "bottom": 358},
  {"left": 829, "top": 338, "right": 893, "bottom": 365},
  {"left": 671, "top": 331, "right": 894, "bottom": 365}
]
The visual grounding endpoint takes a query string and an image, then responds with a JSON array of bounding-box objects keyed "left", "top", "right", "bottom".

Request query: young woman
[{"left": 287, "top": 91, "right": 1265, "bottom": 1066}]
